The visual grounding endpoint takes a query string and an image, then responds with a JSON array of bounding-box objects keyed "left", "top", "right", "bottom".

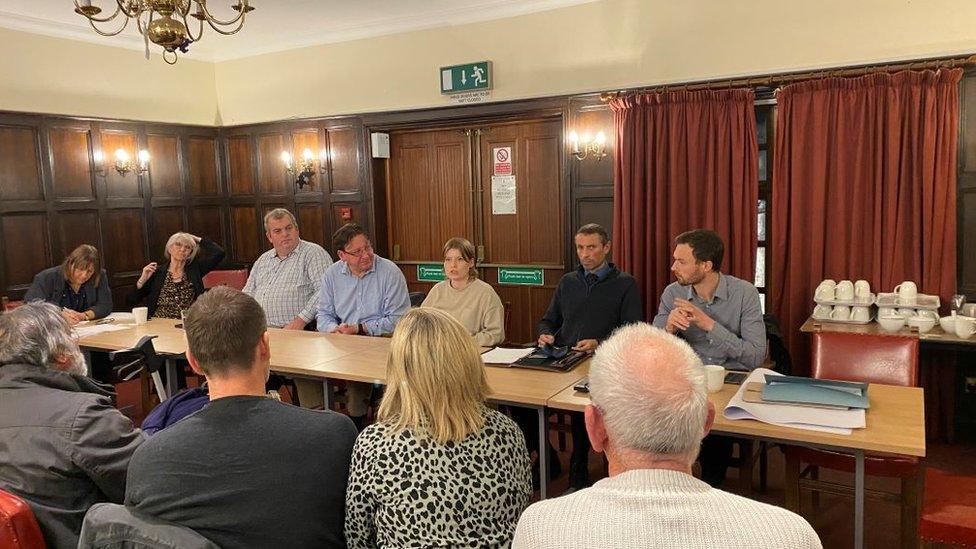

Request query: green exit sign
[
  {"left": 498, "top": 267, "right": 544, "bottom": 286},
  {"left": 417, "top": 263, "right": 446, "bottom": 282},
  {"left": 440, "top": 61, "right": 492, "bottom": 94}
]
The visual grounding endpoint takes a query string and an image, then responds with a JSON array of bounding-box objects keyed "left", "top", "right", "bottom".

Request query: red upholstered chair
[
  {"left": 201, "top": 269, "right": 248, "bottom": 291},
  {"left": 0, "top": 488, "right": 46, "bottom": 549},
  {"left": 784, "top": 331, "right": 921, "bottom": 549},
  {"left": 919, "top": 468, "right": 976, "bottom": 547},
  {"left": 2, "top": 297, "right": 25, "bottom": 312}
]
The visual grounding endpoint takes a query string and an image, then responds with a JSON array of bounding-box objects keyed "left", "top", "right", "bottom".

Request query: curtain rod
[{"left": 600, "top": 54, "right": 976, "bottom": 101}]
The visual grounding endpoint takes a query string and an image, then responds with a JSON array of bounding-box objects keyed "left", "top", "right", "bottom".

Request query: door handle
[{"left": 393, "top": 244, "right": 401, "bottom": 261}]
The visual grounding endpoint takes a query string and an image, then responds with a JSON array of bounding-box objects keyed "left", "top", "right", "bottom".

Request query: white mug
[
  {"left": 814, "top": 281, "right": 836, "bottom": 301},
  {"left": 954, "top": 317, "right": 976, "bottom": 339},
  {"left": 854, "top": 280, "right": 871, "bottom": 300},
  {"left": 812, "top": 304, "right": 833, "bottom": 320},
  {"left": 894, "top": 281, "right": 918, "bottom": 303},
  {"left": 851, "top": 306, "right": 871, "bottom": 322},
  {"left": 830, "top": 305, "right": 851, "bottom": 321},
  {"left": 132, "top": 307, "right": 148, "bottom": 325},
  {"left": 705, "top": 365, "right": 726, "bottom": 393},
  {"left": 835, "top": 280, "right": 855, "bottom": 301}
]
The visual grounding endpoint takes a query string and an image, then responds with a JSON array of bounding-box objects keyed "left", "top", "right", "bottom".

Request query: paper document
[
  {"left": 724, "top": 368, "right": 866, "bottom": 434},
  {"left": 481, "top": 347, "right": 533, "bottom": 364},
  {"left": 73, "top": 324, "right": 129, "bottom": 339}
]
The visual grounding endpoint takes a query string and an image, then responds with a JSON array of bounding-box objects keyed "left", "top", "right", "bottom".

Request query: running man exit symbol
[{"left": 440, "top": 61, "right": 492, "bottom": 94}]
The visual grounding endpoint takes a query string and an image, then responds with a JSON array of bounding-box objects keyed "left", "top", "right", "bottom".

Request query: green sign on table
[
  {"left": 440, "top": 61, "right": 492, "bottom": 94},
  {"left": 497, "top": 267, "right": 544, "bottom": 286},
  {"left": 417, "top": 263, "right": 446, "bottom": 282}
]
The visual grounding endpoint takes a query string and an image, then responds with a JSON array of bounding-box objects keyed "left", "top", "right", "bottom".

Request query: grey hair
[
  {"left": 263, "top": 208, "right": 298, "bottom": 232},
  {"left": 164, "top": 232, "right": 200, "bottom": 262},
  {"left": 0, "top": 302, "right": 86, "bottom": 373},
  {"left": 589, "top": 323, "right": 708, "bottom": 462}
]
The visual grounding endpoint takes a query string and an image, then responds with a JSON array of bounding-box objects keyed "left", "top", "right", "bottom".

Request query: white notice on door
[{"left": 491, "top": 175, "right": 516, "bottom": 215}]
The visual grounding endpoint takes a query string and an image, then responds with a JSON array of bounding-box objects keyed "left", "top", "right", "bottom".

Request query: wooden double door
[{"left": 385, "top": 117, "right": 565, "bottom": 344}]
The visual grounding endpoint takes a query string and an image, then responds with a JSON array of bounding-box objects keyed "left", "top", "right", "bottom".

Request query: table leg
[
  {"left": 854, "top": 449, "right": 864, "bottom": 549},
  {"left": 150, "top": 371, "right": 167, "bottom": 401},
  {"left": 537, "top": 406, "right": 548, "bottom": 500},
  {"left": 323, "top": 379, "right": 333, "bottom": 411}
]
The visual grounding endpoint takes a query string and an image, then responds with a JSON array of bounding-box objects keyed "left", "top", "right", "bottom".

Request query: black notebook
[{"left": 512, "top": 349, "right": 588, "bottom": 372}]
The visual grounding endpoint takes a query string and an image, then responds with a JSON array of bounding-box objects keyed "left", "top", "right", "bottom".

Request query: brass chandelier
[{"left": 73, "top": 1, "right": 254, "bottom": 65}]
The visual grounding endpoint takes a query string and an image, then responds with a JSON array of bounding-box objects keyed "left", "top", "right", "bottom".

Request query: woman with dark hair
[
  {"left": 25, "top": 244, "right": 112, "bottom": 324},
  {"left": 129, "top": 232, "right": 225, "bottom": 318}
]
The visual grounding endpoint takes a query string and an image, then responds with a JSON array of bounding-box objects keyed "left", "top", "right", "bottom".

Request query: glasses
[{"left": 342, "top": 243, "right": 373, "bottom": 258}]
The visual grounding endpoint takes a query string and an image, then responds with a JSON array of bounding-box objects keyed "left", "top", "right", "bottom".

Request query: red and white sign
[{"left": 493, "top": 147, "right": 512, "bottom": 176}]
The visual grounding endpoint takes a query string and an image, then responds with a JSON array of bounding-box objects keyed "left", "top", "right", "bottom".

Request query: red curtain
[
  {"left": 771, "top": 69, "right": 961, "bottom": 378},
  {"left": 610, "top": 90, "right": 758, "bottom": 320}
]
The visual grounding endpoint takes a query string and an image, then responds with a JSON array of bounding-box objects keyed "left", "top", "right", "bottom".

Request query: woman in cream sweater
[{"left": 421, "top": 237, "right": 505, "bottom": 346}]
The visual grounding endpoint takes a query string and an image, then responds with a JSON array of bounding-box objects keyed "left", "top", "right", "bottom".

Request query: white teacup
[
  {"left": 830, "top": 305, "right": 851, "bottom": 321},
  {"left": 898, "top": 307, "right": 916, "bottom": 318},
  {"left": 955, "top": 317, "right": 976, "bottom": 339},
  {"left": 812, "top": 304, "right": 833, "bottom": 319},
  {"left": 705, "top": 365, "right": 726, "bottom": 393},
  {"left": 851, "top": 306, "right": 871, "bottom": 322},
  {"left": 915, "top": 310, "right": 939, "bottom": 321},
  {"left": 854, "top": 280, "right": 871, "bottom": 300},
  {"left": 894, "top": 281, "right": 918, "bottom": 304},
  {"left": 835, "top": 280, "right": 855, "bottom": 301},
  {"left": 133, "top": 306, "right": 148, "bottom": 325},
  {"left": 815, "top": 281, "right": 836, "bottom": 301},
  {"left": 878, "top": 307, "right": 897, "bottom": 318}
]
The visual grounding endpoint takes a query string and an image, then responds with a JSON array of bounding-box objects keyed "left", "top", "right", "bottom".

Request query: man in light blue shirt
[
  {"left": 317, "top": 223, "right": 410, "bottom": 426},
  {"left": 652, "top": 229, "right": 766, "bottom": 489}
]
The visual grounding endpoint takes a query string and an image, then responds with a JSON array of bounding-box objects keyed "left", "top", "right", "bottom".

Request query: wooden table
[
  {"left": 548, "top": 379, "right": 926, "bottom": 549},
  {"left": 76, "top": 318, "right": 586, "bottom": 498}
]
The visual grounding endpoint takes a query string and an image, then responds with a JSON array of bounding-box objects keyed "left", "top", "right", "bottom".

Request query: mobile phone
[{"left": 724, "top": 371, "right": 747, "bottom": 385}]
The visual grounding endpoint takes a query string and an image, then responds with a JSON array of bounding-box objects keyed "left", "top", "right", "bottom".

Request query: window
[{"left": 755, "top": 104, "right": 774, "bottom": 313}]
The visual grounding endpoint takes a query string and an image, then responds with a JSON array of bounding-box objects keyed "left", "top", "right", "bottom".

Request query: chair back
[
  {"left": 408, "top": 291, "right": 426, "bottom": 307},
  {"left": 0, "top": 488, "right": 46, "bottom": 549},
  {"left": 202, "top": 269, "right": 248, "bottom": 291},
  {"left": 2, "top": 297, "right": 25, "bottom": 312},
  {"left": 810, "top": 332, "right": 919, "bottom": 387},
  {"left": 78, "top": 503, "right": 218, "bottom": 549}
]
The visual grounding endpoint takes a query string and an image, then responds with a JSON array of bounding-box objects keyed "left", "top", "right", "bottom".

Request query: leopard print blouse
[{"left": 345, "top": 407, "right": 532, "bottom": 548}]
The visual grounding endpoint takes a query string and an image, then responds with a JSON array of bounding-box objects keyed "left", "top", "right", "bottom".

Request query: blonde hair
[
  {"left": 61, "top": 245, "right": 100, "bottom": 286},
  {"left": 164, "top": 232, "right": 199, "bottom": 263},
  {"left": 377, "top": 307, "right": 490, "bottom": 444},
  {"left": 443, "top": 237, "right": 478, "bottom": 280}
]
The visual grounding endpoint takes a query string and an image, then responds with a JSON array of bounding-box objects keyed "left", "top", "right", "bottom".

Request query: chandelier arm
[
  {"left": 183, "top": 10, "right": 205, "bottom": 42},
  {"left": 196, "top": 2, "right": 246, "bottom": 26},
  {"left": 204, "top": 17, "right": 246, "bottom": 35},
  {"left": 86, "top": 13, "right": 130, "bottom": 37},
  {"left": 177, "top": 1, "right": 192, "bottom": 17},
  {"left": 74, "top": 1, "right": 125, "bottom": 23},
  {"left": 116, "top": 0, "right": 142, "bottom": 19}
]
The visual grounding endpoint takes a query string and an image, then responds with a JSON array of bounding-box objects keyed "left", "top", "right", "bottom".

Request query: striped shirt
[{"left": 243, "top": 240, "right": 333, "bottom": 328}]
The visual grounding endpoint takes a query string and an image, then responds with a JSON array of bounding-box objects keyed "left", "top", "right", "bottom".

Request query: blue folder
[{"left": 761, "top": 374, "right": 870, "bottom": 410}]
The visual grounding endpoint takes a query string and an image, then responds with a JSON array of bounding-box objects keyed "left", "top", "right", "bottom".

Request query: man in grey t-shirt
[
  {"left": 652, "top": 229, "right": 766, "bottom": 487},
  {"left": 125, "top": 287, "right": 357, "bottom": 548}
]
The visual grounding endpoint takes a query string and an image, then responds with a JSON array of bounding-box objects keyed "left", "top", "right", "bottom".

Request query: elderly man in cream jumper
[{"left": 513, "top": 323, "right": 821, "bottom": 549}]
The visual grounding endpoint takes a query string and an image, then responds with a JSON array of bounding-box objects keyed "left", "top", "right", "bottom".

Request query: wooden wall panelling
[
  {"left": 257, "top": 133, "right": 288, "bottom": 196},
  {"left": 0, "top": 124, "right": 43, "bottom": 201},
  {"left": 297, "top": 203, "right": 327, "bottom": 252},
  {"left": 146, "top": 133, "right": 182, "bottom": 198},
  {"left": 959, "top": 74, "right": 976, "bottom": 298},
  {"left": 331, "top": 202, "right": 363, "bottom": 236},
  {"left": 291, "top": 129, "right": 320, "bottom": 195},
  {"left": 99, "top": 129, "right": 141, "bottom": 199},
  {"left": 187, "top": 136, "right": 219, "bottom": 196},
  {"left": 189, "top": 206, "right": 226, "bottom": 252},
  {"left": 102, "top": 209, "right": 147, "bottom": 275},
  {"left": 48, "top": 124, "right": 95, "bottom": 200},
  {"left": 388, "top": 131, "right": 433, "bottom": 261},
  {"left": 52, "top": 210, "right": 101, "bottom": 262},
  {"left": 1, "top": 213, "right": 51, "bottom": 293},
  {"left": 226, "top": 135, "right": 256, "bottom": 195},
  {"left": 327, "top": 124, "right": 361, "bottom": 193},
  {"left": 149, "top": 207, "right": 186, "bottom": 259},
  {"left": 231, "top": 205, "right": 260, "bottom": 263},
  {"left": 569, "top": 97, "right": 615, "bottom": 265}
]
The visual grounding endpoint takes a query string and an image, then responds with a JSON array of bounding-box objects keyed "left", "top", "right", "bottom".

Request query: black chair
[{"left": 409, "top": 291, "right": 426, "bottom": 307}]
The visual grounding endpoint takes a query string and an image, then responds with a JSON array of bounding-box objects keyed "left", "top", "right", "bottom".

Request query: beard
[{"left": 676, "top": 266, "right": 706, "bottom": 286}]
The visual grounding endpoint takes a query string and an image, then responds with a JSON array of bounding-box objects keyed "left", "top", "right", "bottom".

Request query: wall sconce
[
  {"left": 568, "top": 130, "right": 608, "bottom": 161},
  {"left": 104, "top": 148, "right": 149, "bottom": 176},
  {"left": 282, "top": 148, "right": 323, "bottom": 190}
]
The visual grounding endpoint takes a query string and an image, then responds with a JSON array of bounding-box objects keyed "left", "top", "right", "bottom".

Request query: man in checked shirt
[{"left": 243, "top": 208, "right": 333, "bottom": 406}]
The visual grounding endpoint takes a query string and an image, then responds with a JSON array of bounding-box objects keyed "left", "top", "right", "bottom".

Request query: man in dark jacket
[{"left": 0, "top": 303, "right": 145, "bottom": 548}]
